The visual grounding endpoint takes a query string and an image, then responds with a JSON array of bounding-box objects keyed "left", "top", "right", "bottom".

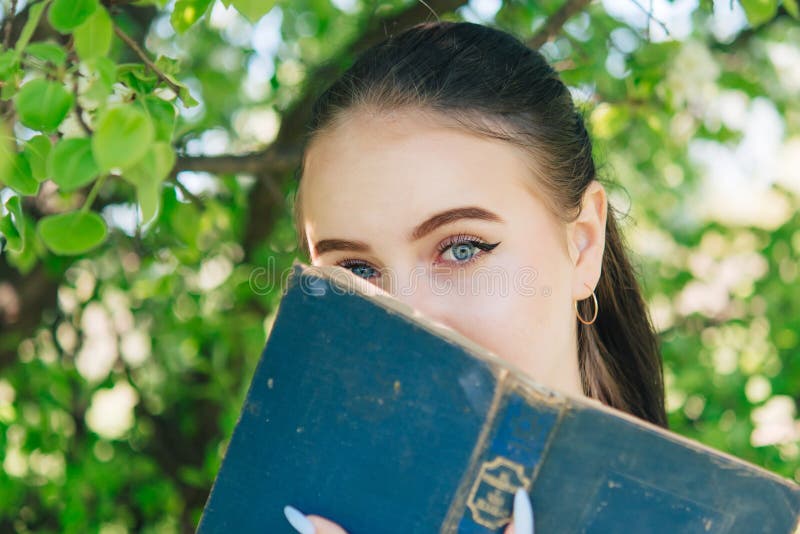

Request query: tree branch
[
  {"left": 528, "top": 0, "right": 593, "bottom": 48},
  {"left": 173, "top": 145, "right": 300, "bottom": 177},
  {"left": 3, "top": 0, "right": 18, "bottom": 49},
  {"left": 113, "top": 24, "right": 183, "bottom": 96}
]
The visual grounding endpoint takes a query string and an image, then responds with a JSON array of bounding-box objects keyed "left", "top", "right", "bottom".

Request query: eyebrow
[{"left": 312, "top": 206, "right": 504, "bottom": 256}]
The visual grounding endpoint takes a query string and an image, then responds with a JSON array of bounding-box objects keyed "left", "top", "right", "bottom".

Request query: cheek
[
  {"left": 434, "top": 238, "right": 575, "bottom": 378},
  {"left": 445, "top": 279, "right": 563, "bottom": 373}
]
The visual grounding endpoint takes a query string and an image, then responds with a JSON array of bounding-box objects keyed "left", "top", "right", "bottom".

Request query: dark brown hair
[{"left": 293, "top": 21, "right": 668, "bottom": 428}]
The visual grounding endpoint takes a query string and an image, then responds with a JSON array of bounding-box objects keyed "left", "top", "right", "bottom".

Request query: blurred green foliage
[{"left": 0, "top": 0, "right": 798, "bottom": 531}]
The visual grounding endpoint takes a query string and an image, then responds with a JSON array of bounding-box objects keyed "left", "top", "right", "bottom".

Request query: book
[{"left": 197, "top": 261, "right": 800, "bottom": 533}]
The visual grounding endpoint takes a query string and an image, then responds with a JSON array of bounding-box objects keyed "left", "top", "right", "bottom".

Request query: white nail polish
[
  {"left": 513, "top": 488, "right": 534, "bottom": 534},
  {"left": 284, "top": 505, "right": 316, "bottom": 534}
]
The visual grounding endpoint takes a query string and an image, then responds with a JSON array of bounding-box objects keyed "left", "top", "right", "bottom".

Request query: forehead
[{"left": 299, "top": 109, "right": 539, "bottom": 241}]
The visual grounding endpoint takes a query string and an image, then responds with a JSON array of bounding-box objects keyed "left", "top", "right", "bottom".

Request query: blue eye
[
  {"left": 340, "top": 261, "right": 378, "bottom": 280},
  {"left": 439, "top": 236, "right": 501, "bottom": 265},
  {"left": 445, "top": 241, "right": 479, "bottom": 262},
  {"left": 337, "top": 236, "right": 500, "bottom": 278}
]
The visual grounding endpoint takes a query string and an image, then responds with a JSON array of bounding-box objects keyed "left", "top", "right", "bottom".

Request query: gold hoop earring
[{"left": 575, "top": 284, "right": 598, "bottom": 325}]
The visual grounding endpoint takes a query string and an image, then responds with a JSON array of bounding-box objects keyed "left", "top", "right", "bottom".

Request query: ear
[{"left": 566, "top": 180, "right": 608, "bottom": 301}]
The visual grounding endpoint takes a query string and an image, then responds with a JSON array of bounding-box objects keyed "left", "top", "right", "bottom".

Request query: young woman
[{"left": 281, "top": 20, "right": 667, "bottom": 534}]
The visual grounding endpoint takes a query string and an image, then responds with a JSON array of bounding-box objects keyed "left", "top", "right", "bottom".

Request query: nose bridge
[
  {"left": 388, "top": 264, "right": 455, "bottom": 328},
  {"left": 385, "top": 262, "right": 427, "bottom": 306}
]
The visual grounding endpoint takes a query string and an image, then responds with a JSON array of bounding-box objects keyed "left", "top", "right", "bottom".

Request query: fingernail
[
  {"left": 513, "top": 488, "right": 534, "bottom": 534},
  {"left": 283, "top": 505, "right": 316, "bottom": 534}
]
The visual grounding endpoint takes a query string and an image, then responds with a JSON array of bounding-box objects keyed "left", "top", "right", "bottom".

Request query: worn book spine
[{"left": 441, "top": 373, "right": 562, "bottom": 532}]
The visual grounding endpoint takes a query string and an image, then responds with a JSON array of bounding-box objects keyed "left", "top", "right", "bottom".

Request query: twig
[
  {"left": 629, "top": 0, "right": 671, "bottom": 39},
  {"left": 3, "top": 0, "right": 18, "bottom": 50},
  {"left": 170, "top": 177, "right": 203, "bottom": 207},
  {"left": 113, "top": 24, "right": 183, "bottom": 96}
]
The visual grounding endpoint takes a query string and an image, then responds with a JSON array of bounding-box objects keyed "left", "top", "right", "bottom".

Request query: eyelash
[{"left": 337, "top": 233, "right": 501, "bottom": 278}]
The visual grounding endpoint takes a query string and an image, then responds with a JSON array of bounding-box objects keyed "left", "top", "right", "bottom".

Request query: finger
[
  {"left": 307, "top": 514, "right": 350, "bottom": 534},
  {"left": 504, "top": 520, "right": 515, "bottom": 534},
  {"left": 512, "top": 488, "right": 534, "bottom": 534}
]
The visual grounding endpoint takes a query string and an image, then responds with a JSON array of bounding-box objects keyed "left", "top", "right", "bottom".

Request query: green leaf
[
  {"left": 37, "top": 211, "right": 108, "bottom": 255},
  {"left": 140, "top": 95, "right": 177, "bottom": 142},
  {"left": 0, "top": 215, "right": 22, "bottom": 252},
  {"left": 117, "top": 63, "right": 159, "bottom": 93},
  {"left": 740, "top": 0, "right": 779, "bottom": 26},
  {"left": 23, "top": 135, "right": 52, "bottom": 182},
  {"left": 0, "top": 196, "right": 25, "bottom": 252},
  {"left": 178, "top": 84, "right": 199, "bottom": 108},
  {"left": 2, "top": 153, "right": 39, "bottom": 196},
  {"left": 231, "top": 0, "right": 277, "bottom": 23},
  {"left": 13, "top": 79, "right": 74, "bottom": 132},
  {"left": 123, "top": 142, "right": 175, "bottom": 225},
  {"left": 123, "top": 142, "right": 176, "bottom": 186},
  {"left": 92, "top": 105, "right": 155, "bottom": 172},
  {"left": 74, "top": 5, "right": 113, "bottom": 60},
  {"left": 170, "top": 0, "right": 214, "bottom": 33},
  {"left": 15, "top": 1, "right": 48, "bottom": 52},
  {"left": 25, "top": 41, "right": 68, "bottom": 65},
  {"left": 137, "top": 175, "right": 163, "bottom": 226},
  {"left": 784, "top": 0, "right": 799, "bottom": 18},
  {"left": 48, "top": 0, "right": 99, "bottom": 33},
  {"left": 155, "top": 55, "right": 181, "bottom": 76},
  {"left": 49, "top": 138, "right": 100, "bottom": 192},
  {"left": 0, "top": 50, "right": 20, "bottom": 81},
  {"left": 0, "top": 120, "right": 13, "bottom": 179}
]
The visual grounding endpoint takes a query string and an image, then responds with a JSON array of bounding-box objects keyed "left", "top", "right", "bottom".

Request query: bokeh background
[{"left": 1, "top": 0, "right": 798, "bottom": 531}]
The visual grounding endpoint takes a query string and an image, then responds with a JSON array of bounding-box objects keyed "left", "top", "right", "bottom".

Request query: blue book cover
[{"left": 197, "top": 261, "right": 800, "bottom": 533}]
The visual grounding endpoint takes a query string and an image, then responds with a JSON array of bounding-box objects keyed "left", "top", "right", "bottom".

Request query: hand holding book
[{"left": 283, "top": 488, "right": 535, "bottom": 533}]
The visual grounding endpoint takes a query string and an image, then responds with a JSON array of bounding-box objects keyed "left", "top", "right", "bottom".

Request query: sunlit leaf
[
  {"left": 37, "top": 211, "right": 108, "bottom": 255},
  {"left": 23, "top": 134, "right": 52, "bottom": 182},
  {"left": 0, "top": 196, "right": 25, "bottom": 252},
  {"left": 48, "top": 0, "right": 99, "bottom": 33},
  {"left": 2, "top": 152, "right": 39, "bottom": 196},
  {"left": 13, "top": 79, "right": 74, "bottom": 132},
  {"left": 50, "top": 138, "right": 100, "bottom": 192},
  {"left": 231, "top": 0, "right": 277, "bottom": 23},
  {"left": 784, "top": 0, "right": 799, "bottom": 18},
  {"left": 25, "top": 41, "right": 67, "bottom": 65},
  {"left": 170, "top": 0, "right": 214, "bottom": 33},
  {"left": 740, "top": 0, "right": 779, "bottom": 26},
  {"left": 74, "top": 5, "right": 113, "bottom": 60},
  {"left": 92, "top": 105, "right": 155, "bottom": 172},
  {"left": 123, "top": 142, "right": 176, "bottom": 225}
]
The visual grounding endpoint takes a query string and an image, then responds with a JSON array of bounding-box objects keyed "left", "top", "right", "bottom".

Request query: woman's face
[{"left": 298, "top": 109, "right": 607, "bottom": 398}]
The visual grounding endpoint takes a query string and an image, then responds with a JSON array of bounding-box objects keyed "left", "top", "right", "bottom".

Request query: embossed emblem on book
[{"left": 466, "top": 456, "right": 531, "bottom": 529}]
